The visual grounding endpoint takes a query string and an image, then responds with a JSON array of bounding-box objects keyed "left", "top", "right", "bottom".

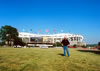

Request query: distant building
[{"left": 19, "top": 32, "right": 85, "bottom": 46}]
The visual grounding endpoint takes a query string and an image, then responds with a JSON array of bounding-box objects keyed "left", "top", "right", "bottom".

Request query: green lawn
[{"left": 0, "top": 47, "right": 100, "bottom": 71}]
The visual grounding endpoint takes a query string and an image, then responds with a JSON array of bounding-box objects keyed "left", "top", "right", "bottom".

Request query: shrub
[
  {"left": 53, "top": 42, "right": 62, "bottom": 47},
  {"left": 0, "top": 41, "right": 5, "bottom": 46}
]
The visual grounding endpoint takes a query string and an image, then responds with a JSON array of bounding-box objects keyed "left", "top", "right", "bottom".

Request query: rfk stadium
[{"left": 19, "top": 32, "right": 86, "bottom": 47}]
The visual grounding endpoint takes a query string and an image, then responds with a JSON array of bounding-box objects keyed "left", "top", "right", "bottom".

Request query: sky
[{"left": 0, "top": 0, "right": 100, "bottom": 44}]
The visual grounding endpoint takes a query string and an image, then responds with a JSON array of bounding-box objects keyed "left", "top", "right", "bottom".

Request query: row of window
[{"left": 21, "top": 37, "right": 82, "bottom": 43}]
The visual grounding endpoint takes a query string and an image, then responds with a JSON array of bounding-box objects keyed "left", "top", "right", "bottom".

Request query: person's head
[{"left": 64, "top": 36, "right": 68, "bottom": 40}]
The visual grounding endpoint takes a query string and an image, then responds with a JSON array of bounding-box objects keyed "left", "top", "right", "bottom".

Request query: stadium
[{"left": 19, "top": 32, "right": 86, "bottom": 47}]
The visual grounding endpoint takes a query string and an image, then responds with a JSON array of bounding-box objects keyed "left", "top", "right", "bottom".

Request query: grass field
[{"left": 0, "top": 47, "right": 100, "bottom": 71}]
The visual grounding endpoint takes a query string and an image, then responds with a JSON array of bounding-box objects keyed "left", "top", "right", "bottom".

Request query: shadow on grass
[
  {"left": 78, "top": 50, "right": 100, "bottom": 54},
  {"left": 58, "top": 53, "right": 64, "bottom": 56}
]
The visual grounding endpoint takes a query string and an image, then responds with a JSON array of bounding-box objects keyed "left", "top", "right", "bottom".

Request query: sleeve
[{"left": 67, "top": 40, "right": 70, "bottom": 45}]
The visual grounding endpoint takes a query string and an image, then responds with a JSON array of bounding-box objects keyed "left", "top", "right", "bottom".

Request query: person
[
  {"left": 97, "top": 42, "right": 100, "bottom": 50},
  {"left": 61, "top": 37, "right": 70, "bottom": 57}
]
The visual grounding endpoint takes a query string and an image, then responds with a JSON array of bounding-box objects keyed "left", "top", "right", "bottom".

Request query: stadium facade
[{"left": 19, "top": 32, "right": 86, "bottom": 46}]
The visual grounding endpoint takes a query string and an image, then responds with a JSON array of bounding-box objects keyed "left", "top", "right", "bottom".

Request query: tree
[
  {"left": 0, "top": 25, "right": 18, "bottom": 46},
  {"left": 14, "top": 37, "right": 26, "bottom": 47}
]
